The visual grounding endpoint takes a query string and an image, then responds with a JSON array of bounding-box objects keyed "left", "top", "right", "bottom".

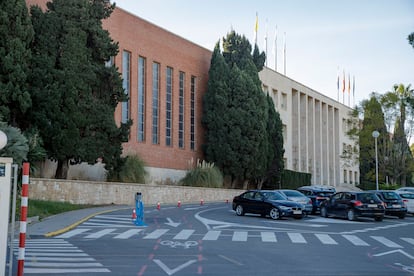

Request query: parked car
[
  {"left": 276, "top": 189, "right": 313, "bottom": 214},
  {"left": 396, "top": 187, "right": 414, "bottom": 193},
  {"left": 370, "top": 190, "right": 407, "bottom": 219},
  {"left": 232, "top": 190, "right": 305, "bottom": 220},
  {"left": 297, "top": 185, "right": 336, "bottom": 214},
  {"left": 395, "top": 191, "right": 414, "bottom": 215},
  {"left": 320, "top": 191, "right": 385, "bottom": 221}
]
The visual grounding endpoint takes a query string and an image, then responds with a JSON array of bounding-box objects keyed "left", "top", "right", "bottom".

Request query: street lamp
[{"left": 372, "top": 130, "right": 380, "bottom": 191}]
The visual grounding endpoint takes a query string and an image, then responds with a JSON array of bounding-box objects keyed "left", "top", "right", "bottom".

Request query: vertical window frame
[
  {"left": 121, "top": 50, "right": 131, "bottom": 124},
  {"left": 152, "top": 62, "right": 160, "bottom": 144},
  {"left": 137, "top": 56, "right": 146, "bottom": 142},
  {"left": 178, "top": 71, "right": 185, "bottom": 149}
]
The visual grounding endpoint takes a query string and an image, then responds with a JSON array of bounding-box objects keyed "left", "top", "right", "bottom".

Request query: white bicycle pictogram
[{"left": 160, "top": 240, "right": 198, "bottom": 249}]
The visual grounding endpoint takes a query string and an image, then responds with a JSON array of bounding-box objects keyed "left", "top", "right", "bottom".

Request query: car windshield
[
  {"left": 380, "top": 192, "right": 400, "bottom": 200},
  {"left": 357, "top": 193, "right": 380, "bottom": 203},
  {"left": 263, "top": 192, "right": 285, "bottom": 201},
  {"left": 282, "top": 190, "right": 304, "bottom": 197}
]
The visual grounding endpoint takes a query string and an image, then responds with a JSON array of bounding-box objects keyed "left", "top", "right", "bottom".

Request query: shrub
[
  {"left": 180, "top": 160, "right": 223, "bottom": 188},
  {"left": 109, "top": 155, "right": 147, "bottom": 183}
]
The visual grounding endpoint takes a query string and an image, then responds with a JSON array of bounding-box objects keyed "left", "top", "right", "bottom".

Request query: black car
[
  {"left": 297, "top": 185, "right": 336, "bottom": 214},
  {"left": 370, "top": 190, "right": 407, "bottom": 219},
  {"left": 232, "top": 190, "right": 304, "bottom": 220},
  {"left": 320, "top": 191, "right": 385, "bottom": 221}
]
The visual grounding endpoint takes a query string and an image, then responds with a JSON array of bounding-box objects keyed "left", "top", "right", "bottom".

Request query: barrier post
[
  {"left": 133, "top": 192, "right": 146, "bottom": 226},
  {"left": 17, "top": 162, "right": 30, "bottom": 276}
]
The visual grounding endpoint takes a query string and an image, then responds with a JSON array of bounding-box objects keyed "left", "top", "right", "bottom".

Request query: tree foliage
[
  {"left": 202, "top": 31, "right": 284, "bottom": 189},
  {"left": 0, "top": 0, "right": 34, "bottom": 127},
  {"left": 408, "top": 32, "right": 414, "bottom": 49},
  {"left": 28, "top": 0, "right": 130, "bottom": 179}
]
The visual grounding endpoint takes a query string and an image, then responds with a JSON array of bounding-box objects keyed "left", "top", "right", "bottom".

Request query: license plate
[
  {"left": 367, "top": 204, "right": 377, "bottom": 208},
  {"left": 293, "top": 210, "right": 302, "bottom": 214},
  {"left": 392, "top": 204, "right": 401, "bottom": 208}
]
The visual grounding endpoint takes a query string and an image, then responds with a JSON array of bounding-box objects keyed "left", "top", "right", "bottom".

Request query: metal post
[
  {"left": 8, "top": 164, "right": 18, "bottom": 276},
  {"left": 372, "top": 131, "right": 380, "bottom": 191}
]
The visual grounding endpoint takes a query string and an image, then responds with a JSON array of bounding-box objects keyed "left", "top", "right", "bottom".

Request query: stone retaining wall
[{"left": 29, "top": 178, "right": 243, "bottom": 206}]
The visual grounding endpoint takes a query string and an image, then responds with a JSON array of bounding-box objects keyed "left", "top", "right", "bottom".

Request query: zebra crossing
[
  {"left": 55, "top": 227, "right": 414, "bottom": 249},
  {"left": 14, "top": 239, "right": 110, "bottom": 274}
]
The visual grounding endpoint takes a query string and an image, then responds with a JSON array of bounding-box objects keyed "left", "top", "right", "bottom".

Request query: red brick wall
[{"left": 26, "top": 1, "right": 212, "bottom": 171}]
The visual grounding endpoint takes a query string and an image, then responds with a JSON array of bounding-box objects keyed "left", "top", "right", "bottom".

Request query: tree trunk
[{"left": 55, "top": 159, "right": 69, "bottom": 179}]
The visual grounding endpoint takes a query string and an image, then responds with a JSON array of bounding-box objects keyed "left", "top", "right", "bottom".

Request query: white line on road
[
  {"left": 288, "top": 233, "right": 306, "bottom": 243},
  {"left": 143, "top": 229, "right": 169, "bottom": 239},
  {"left": 315, "top": 234, "right": 337, "bottom": 245},
  {"left": 232, "top": 231, "right": 248, "bottom": 241},
  {"left": 55, "top": 229, "right": 90, "bottom": 238},
  {"left": 261, "top": 232, "right": 277, "bottom": 242},
  {"left": 202, "top": 230, "right": 221, "bottom": 241},
  {"left": 173, "top": 230, "right": 195, "bottom": 240},
  {"left": 371, "top": 236, "right": 403, "bottom": 248},
  {"left": 84, "top": 228, "right": 116, "bottom": 239},
  {"left": 114, "top": 229, "right": 143, "bottom": 239},
  {"left": 342, "top": 235, "right": 370, "bottom": 246}
]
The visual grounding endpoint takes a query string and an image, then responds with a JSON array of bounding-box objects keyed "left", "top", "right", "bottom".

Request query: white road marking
[
  {"left": 143, "top": 229, "right": 169, "bottom": 239},
  {"left": 202, "top": 230, "right": 221, "bottom": 241},
  {"left": 288, "top": 233, "right": 306, "bottom": 243},
  {"left": 173, "top": 229, "right": 195, "bottom": 240},
  {"left": 261, "top": 232, "right": 277, "bottom": 242},
  {"left": 55, "top": 229, "right": 90, "bottom": 238},
  {"left": 232, "top": 231, "right": 248, "bottom": 241},
  {"left": 371, "top": 236, "right": 403, "bottom": 248},
  {"left": 84, "top": 228, "right": 116, "bottom": 239},
  {"left": 342, "top": 235, "right": 370, "bottom": 246},
  {"left": 401, "top": 237, "right": 414, "bottom": 245},
  {"left": 315, "top": 234, "right": 337, "bottom": 245},
  {"left": 114, "top": 229, "right": 143, "bottom": 239},
  {"left": 153, "top": 259, "right": 197, "bottom": 276}
]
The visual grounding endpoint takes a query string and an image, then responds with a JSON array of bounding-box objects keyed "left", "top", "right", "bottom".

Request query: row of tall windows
[{"left": 122, "top": 50, "right": 196, "bottom": 149}]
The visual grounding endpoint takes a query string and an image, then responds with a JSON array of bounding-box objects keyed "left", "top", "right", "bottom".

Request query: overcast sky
[{"left": 113, "top": 0, "right": 414, "bottom": 107}]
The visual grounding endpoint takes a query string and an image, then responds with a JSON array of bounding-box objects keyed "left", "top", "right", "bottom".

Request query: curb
[{"left": 44, "top": 206, "right": 130, "bottom": 237}]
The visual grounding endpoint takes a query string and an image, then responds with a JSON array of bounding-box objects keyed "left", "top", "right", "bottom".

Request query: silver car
[{"left": 277, "top": 189, "right": 313, "bottom": 215}]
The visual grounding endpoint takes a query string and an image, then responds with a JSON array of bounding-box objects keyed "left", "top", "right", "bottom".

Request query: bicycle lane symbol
[{"left": 160, "top": 240, "right": 198, "bottom": 249}]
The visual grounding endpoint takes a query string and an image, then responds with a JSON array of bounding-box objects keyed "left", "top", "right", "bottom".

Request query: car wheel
[
  {"left": 347, "top": 209, "right": 356, "bottom": 221},
  {"left": 320, "top": 206, "right": 328, "bottom": 218},
  {"left": 235, "top": 205, "right": 244, "bottom": 216},
  {"left": 269, "top": 208, "right": 281, "bottom": 220},
  {"left": 375, "top": 216, "right": 384, "bottom": 222}
]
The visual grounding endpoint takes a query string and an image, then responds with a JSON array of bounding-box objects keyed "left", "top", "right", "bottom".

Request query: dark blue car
[
  {"left": 232, "top": 190, "right": 304, "bottom": 220},
  {"left": 297, "top": 186, "right": 336, "bottom": 214}
]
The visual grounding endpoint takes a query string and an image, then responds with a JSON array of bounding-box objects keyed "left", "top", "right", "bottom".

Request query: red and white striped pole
[{"left": 17, "top": 162, "right": 30, "bottom": 276}]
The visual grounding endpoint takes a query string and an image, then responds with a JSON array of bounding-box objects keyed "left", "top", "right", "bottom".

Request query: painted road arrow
[
  {"left": 153, "top": 259, "right": 197, "bottom": 275},
  {"left": 373, "top": 249, "right": 414, "bottom": 260},
  {"left": 165, "top": 218, "right": 181, "bottom": 227}
]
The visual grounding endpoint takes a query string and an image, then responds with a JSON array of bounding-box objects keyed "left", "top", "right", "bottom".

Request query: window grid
[
  {"left": 137, "top": 57, "right": 146, "bottom": 142},
  {"left": 178, "top": 72, "right": 185, "bottom": 148},
  {"left": 165, "top": 67, "right": 173, "bottom": 146},
  {"left": 152, "top": 62, "right": 160, "bottom": 144},
  {"left": 121, "top": 51, "right": 131, "bottom": 124},
  {"left": 190, "top": 76, "right": 196, "bottom": 150}
]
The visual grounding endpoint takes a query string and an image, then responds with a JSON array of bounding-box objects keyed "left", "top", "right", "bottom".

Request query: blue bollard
[{"left": 134, "top": 192, "right": 147, "bottom": 226}]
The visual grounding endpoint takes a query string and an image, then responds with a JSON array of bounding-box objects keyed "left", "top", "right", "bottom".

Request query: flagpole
[
  {"left": 284, "top": 32, "right": 286, "bottom": 75},
  {"left": 342, "top": 70, "right": 345, "bottom": 104},
  {"left": 348, "top": 73, "right": 351, "bottom": 106},
  {"left": 273, "top": 25, "right": 277, "bottom": 71},
  {"left": 336, "top": 66, "right": 339, "bottom": 102},
  {"left": 353, "top": 75, "right": 355, "bottom": 107},
  {"left": 265, "top": 19, "right": 268, "bottom": 67},
  {"left": 254, "top": 12, "right": 258, "bottom": 45}
]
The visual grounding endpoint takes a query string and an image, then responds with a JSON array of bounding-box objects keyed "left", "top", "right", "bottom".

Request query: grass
[{"left": 13, "top": 199, "right": 98, "bottom": 221}]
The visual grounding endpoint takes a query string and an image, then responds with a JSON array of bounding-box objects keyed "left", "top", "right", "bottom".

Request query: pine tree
[{"left": 28, "top": 0, "right": 130, "bottom": 179}]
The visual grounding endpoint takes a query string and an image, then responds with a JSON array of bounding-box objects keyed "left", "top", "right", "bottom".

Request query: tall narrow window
[
  {"left": 122, "top": 51, "right": 131, "bottom": 124},
  {"left": 178, "top": 72, "right": 185, "bottom": 148},
  {"left": 137, "top": 57, "right": 146, "bottom": 142},
  {"left": 190, "top": 76, "right": 196, "bottom": 150},
  {"left": 166, "top": 67, "right": 173, "bottom": 146},
  {"left": 152, "top": 62, "right": 160, "bottom": 144}
]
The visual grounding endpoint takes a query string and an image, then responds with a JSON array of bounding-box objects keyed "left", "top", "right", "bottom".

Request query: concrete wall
[{"left": 29, "top": 178, "right": 243, "bottom": 206}]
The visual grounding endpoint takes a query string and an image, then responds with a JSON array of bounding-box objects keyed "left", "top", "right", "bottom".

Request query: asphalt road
[{"left": 12, "top": 202, "right": 414, "bottom": 275}]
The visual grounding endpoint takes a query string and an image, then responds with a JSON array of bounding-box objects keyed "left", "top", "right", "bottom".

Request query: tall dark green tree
[
  {"left": 262, "top": 94, "right": 285, "bottom": 189},
  {"left": 203, "top": 31, "right": 281, "bottom": 189},
  {"left": 0, "top": 0, "right": 34, "bottom": 127},
  {"left": 408, "top": 32, "right": 414, "bottom": 49},
  {"left": 359, "top": 95, "right": 388, "bottom": 184},
  {"left": 28, "top": 0, "right": 130, "bottom": 179}
]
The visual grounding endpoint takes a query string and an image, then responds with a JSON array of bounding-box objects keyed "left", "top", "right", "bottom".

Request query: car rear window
[
  {"left": 399, "top": 193, "right": 414, "bottom": 199},
  {"left": 283, "top": 190, "right": 304, "bottom": 197},
  {"left": 316, "top": 192, "right": 334, "bottom": 197},
  {"left": 380, "top": 192, "right": 400, "bottom": 200},
  {"left": 356, "top": 193, "right": 381, "bottom": 203}
]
